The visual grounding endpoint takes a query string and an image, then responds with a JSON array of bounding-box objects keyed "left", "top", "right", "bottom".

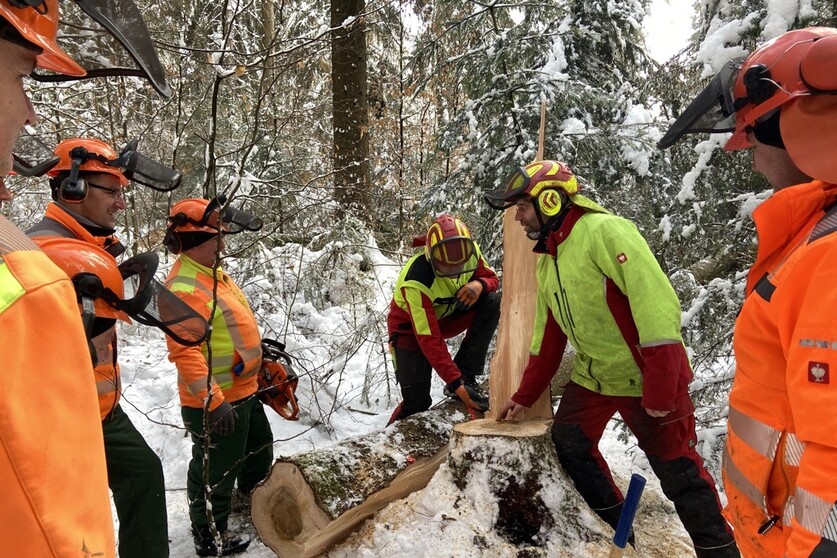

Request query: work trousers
[
  {"left": 390, "top": 290, "right": 500, "bottom": 420},
  {"left": 552, "top": 382, "right": 739, "bottom": 558},
  {"left": 182, "top": 396, "right": 273, "bottom": 538},
  {"left": 102, "top": 404, "right": 169, "bottom": 558}
]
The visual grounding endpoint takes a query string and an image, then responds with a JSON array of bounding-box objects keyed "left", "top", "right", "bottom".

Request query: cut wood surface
[
  {"left": 448, "top": 418, "right": 605, "bottom": 549},
  {"left": 251, "top": 402, "right": 473, "bottom": 557},
  {"left": 487, "top": 209, "right": 552, "bottom": 420}
]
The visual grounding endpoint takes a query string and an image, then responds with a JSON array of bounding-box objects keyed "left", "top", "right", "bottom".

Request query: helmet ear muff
[
  {"left": 163, "top": 226, "right": 181, "bottom": 254},
  {"left": 58, "top": 176, "right": 88, "bottom": 203},
  {"left": 537, "top": 188, "right": 566, "bottom": 218},
  {"left": 743, "top": 64, "right": 778, "bottom": 106}
]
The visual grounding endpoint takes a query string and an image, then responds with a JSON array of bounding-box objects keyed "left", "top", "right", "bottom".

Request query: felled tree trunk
[
  {"left": 448, "top": 418, "right": 602, "bottom": 550},
  {"left": 251, "top": 406, "right": 464, "bottom": 557}
]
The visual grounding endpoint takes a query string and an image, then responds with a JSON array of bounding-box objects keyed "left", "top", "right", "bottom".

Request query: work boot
[{"left": 193, "top": 531, "right": 251, "bottom": 557}]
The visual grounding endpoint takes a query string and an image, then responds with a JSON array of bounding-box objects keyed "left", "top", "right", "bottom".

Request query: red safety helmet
[
  {"left": 425, "top": 213, "right": 477, "bottom": 277},
  {"left": 36, "top": 237, "right": 131, "bottom": 322},
  {"left": 0, "top": 0, "right": 85, "bottom": 76}
]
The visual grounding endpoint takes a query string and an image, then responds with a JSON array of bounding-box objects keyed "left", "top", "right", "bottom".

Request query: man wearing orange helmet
[
  {"left": 163, "top": 197, "right": 270, "bottom": 557},
  {"left": 1, "top": 0, "right": 174, "bottom": 555},
  {"left": 387, "top": 213, "right": 500, "bottom": 422},
  {"left": 488, "top": 161, "right": 738, "bottom": 557},
  {"left": 26, "top": 138, "right": 170, "bottom": 558},
  {"left": 660, "top": 26, "right": 837, "bottom": 558}
]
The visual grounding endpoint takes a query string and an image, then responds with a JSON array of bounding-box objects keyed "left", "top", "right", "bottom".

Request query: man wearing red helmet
[
  {"left": 163, "top": 197, "right": 271, "bottom": 557},
  {"left": 26, "top": 138, "right": 170, "bottom": 558},
  {"left": 660, "top": 26, "right": 837, "bottom": 558},
  {"left": 489, "top": 161, "right": 738, "bottom": 557},
  {"left": 387, "top": 213, "right": 500, "bottom": 422}
]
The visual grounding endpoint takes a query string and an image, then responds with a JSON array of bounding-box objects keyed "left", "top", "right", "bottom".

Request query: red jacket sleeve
[
  {"left": 402, "top": 288, "right": 462, "bottom": 385},
  {"left": 472, "top": 257, "right": 499, "bottom": 293},
  {"left": 638, "top": 342, "right": 691, "bottom": 411},
  {"left": 512, "top": 312, "right": 568, "bottom": 407}
]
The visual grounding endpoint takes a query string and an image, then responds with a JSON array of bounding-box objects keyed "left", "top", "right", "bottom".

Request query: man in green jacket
[{"left": 488, "top": 160, "right": 738, "bottom": 558}]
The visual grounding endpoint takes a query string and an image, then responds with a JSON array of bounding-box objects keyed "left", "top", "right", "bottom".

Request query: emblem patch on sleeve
[
  {"left": 808, "top": 361, "right": 830, "bottom": 384},
  {"left": 617, "top": 253, "right": 628, "bottom": 264}
]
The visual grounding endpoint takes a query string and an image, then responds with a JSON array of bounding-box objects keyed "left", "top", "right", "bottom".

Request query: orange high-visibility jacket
[
  {"left": 28, "top": 203, "right": 122, "bottom": 419},
  {"left": 723, "top": 180, "right": 837, "bottom": 557},
  {"left": 165, "top": 255, "right": 262, "bottom": 409},
  {"left": 0, "top": 216, "right": 114, "bottom": 557}
]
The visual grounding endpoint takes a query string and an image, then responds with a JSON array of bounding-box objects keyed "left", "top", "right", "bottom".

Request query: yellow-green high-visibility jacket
[
  {"left": 165, "top": 255, "right": 262, "bottom": 409},
  {"left": 513, "top": 202, "right": 692, "bottom": 412}
]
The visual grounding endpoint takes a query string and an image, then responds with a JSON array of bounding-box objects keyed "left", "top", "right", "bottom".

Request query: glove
[
  {"left": 455, "top": 281, "right": 483, "bottom": 309},
  {"left": 455, "top": 384, "right": 490, "bottom": 412},
  {"left": 208, "top": 401, "right": 238, "bottom": 436}
]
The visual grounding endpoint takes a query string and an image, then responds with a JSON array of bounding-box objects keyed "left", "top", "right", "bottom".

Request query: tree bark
[
  {"left": 330, "top": 0, "right": 371, "bottom": 218},
  {"left": 251, "top": 402, "right": 469, "bottom": 557}
]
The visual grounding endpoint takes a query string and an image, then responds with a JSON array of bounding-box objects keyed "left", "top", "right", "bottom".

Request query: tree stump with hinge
[{"left": 448, "top": 418, "right": 603, "bottom": 550}]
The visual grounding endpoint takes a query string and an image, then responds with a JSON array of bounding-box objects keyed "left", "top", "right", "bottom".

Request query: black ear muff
[
  {"left": 162, "top": 226, "right": 182, "bottom": 254},
  {"left": 537, "top": 189, "right": 566, "bottom": 217},
  {"left": 73, "top": 272, "right": 105, "bottom": 300},
  {"left": 59, "top": 176, "right": 88, "bottom": 203},
  {"left": 743, "top": 64, "right": 778, "bottom": 106}
]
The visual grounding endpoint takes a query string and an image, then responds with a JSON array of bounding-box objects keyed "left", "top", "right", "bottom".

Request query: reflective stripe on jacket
[
  {"left": 0, "top": 215, "right": 114, "bottom": 557},
  {"left": 386, "top": 245, "right": 499, "bottom": 384},
  {"left": 28, "top": 205, "right": 123, "bottom": 419},
  {"left": 724, "top": 180, "right": 837, "bottom": 558},
  {"left": 513, "top": 203, "right": 692, "bottom": 410},
  {"left": 165, "top": 255, "right": 262, "bottom": 409}
]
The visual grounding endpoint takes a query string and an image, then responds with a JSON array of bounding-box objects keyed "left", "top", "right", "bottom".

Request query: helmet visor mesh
[{"left": 429, "top": 237, "right": 477, "bottom": 277}]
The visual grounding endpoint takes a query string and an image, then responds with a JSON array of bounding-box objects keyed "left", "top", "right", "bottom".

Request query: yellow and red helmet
[
  {"left": 0, "top": 0, "right": 85, "bottom": 76},
  {"left": 35, "top": 237, "right": 131, "bottom": 322},
  {"left": 425, "top": 213, "right": 477, "bottom": 277},
  {"left": 48, "top": 138, "right": 129, "bottom": 186},
  {"left": 485, "top": 160, "right": 578, "bottom": 221}
]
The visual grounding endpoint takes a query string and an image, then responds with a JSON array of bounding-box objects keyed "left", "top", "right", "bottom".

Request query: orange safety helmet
[
  {"left": 725, "top": 27, "right": 837, "bottom": 152},
  {"left": 0, "top": 0, "right": 85, "bottom": 76},
  {"left": 36, "top": 237, "right": 131, "bottom": 323},
  {"left": 49, "top": 137, "right": 129, "bottom": 183},
  {"left": 168, "top": 198, "right": 223, "bottom": 235},
  {"left": 658, "top": 26, "right": 837, "bottom": 182},
  {"left": 425, "top": 213, "right": 477, "bottom": 277}
]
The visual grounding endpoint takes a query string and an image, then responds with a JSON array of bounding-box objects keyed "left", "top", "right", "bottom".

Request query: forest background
[{"left": 4, "top": 0, "right": 834, "bottom": 555}]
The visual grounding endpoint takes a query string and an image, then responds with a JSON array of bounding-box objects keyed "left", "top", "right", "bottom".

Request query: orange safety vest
[
  {"left": 0, "top": 216, "right": 114, "bottom": 557},
  {"left": 29, "top": 203, "right": 122, "bottom": 419},
  {"left": 723, "top": 180, "right": 837, "bottom": 557},
  {"left": 165, "top": 255, "right": 262, "bottom": 409}
]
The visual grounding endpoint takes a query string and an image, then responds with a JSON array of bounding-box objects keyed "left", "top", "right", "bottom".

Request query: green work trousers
[
  {"left": 182, "top": 396, "right": 273, "bottom": 537},
  {"left": 102, "top": 404, "right": 169, "bottom": 558}
]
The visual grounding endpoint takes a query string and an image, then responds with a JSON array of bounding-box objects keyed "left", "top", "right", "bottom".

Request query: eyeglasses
[{"left": 88, "top": 182, "right": 126, "bottom": 199}]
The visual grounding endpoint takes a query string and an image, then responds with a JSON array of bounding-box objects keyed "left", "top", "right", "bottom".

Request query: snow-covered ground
[{"left": 112, "top": 238, "right": 703, "bottom": 558}]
